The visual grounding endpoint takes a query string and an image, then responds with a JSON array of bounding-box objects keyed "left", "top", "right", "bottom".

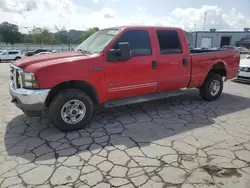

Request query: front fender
[{"left": 34, "top": 58, "right": 107, "bottom": 104}]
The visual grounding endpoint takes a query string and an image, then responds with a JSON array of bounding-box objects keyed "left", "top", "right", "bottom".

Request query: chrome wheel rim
[
  {"left": 209, "top": 80, "right": 220, "bottom": 96},
  {"left": 61, "top": 99, "right": 86, "bottom": 124}
]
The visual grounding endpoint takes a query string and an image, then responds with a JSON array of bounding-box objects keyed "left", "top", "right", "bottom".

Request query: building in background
[
  {"left": 184, "top": 31, "right": 193, "bottom": 46},
  {"left": 190, "top": 28, "right": 250, "bottom": 49}
]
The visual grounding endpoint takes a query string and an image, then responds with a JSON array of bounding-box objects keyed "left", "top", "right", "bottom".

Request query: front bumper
[
  {"left": 9, "top": 83, "right": 50, "bottom": 111},
  {"left": 236, "top": 70, "right": 250, "bottom": 83}
]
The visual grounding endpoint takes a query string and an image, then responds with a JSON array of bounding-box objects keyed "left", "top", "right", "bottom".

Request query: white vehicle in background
[
  {"left": 237, "top": 47, "right": 250, "bottom": 54},
  {"left": 0, "top": 50, "right": 25, "bottom": 62},
  {"left": 236, "top": 56, "right": 250, "bottom": 83},
  {"left": 35, "top": 50, "right": 58, "bottom": 56},
  {"left": 35, "top": 51, "right": 52, "bottom": 56}
]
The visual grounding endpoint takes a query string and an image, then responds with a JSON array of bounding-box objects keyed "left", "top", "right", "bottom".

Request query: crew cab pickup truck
[{"left": 9, "top": 26, "right": 240, "bottom": 131}]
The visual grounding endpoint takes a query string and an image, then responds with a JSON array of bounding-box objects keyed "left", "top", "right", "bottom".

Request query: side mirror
[
  {"left": 107, "top": 42, "right": 131, "bottom": 62},
  {"left": 118, "top": 42, "right": 131, "bottom": 60}
]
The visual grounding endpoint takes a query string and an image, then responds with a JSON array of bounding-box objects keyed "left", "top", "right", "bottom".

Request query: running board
[{"left": 103, "top": 90, "right": 186, "bottom": 108}]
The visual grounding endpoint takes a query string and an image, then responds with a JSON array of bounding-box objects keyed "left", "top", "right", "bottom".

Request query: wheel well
[
  {"left": 208, "top": 62, "right": 227, "bottom": 79},
  {"left": 45, "top": 80, "right": 99, "bottom": 107}
]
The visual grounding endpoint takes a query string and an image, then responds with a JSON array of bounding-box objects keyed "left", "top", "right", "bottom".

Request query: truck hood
[
  {"left": 240, "top": 58, "right": 250, "bottom": 67},
  {"left": 14, "top": 52, "right": 88, "bottom": 70}
]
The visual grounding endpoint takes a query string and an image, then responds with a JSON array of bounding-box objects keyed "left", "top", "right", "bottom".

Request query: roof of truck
[{"left": 105, "top": 25, "right": 182, "bottom": 30}]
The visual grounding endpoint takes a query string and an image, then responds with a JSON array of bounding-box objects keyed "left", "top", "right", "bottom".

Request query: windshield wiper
[
  {"left": 92, "top": 51, "right": 101, "bottom": 54},
  {"left": 76, "top": 49, "right": 91, "bottom": 54}
]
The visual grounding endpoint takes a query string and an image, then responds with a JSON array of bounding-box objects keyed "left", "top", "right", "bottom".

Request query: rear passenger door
[{"left": 155, "top": 29, "right": 191, "bottom": 92}]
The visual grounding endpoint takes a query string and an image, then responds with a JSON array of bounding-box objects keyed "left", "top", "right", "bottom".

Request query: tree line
[{"left": 0, "top": 22, "right": 99, "bottom": 45}]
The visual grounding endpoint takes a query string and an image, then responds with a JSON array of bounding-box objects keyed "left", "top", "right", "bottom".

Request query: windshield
[
  {"left": 75, "top": 29, "right": 120, "bottom": 54},
  {"left": 0, "top": 51, "right": 7, "bottom": 55}
]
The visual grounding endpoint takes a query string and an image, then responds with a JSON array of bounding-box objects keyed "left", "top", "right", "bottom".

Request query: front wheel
[
  {"left": 199, "top": 73, "right": 223, "bottom": 101},
  {"left": 49, "top": 89, "right": 94, "bottom": 131}
]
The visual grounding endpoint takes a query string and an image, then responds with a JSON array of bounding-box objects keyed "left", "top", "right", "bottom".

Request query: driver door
[{"left": 104, "top": 29, "right": 158, "bottom": 100}]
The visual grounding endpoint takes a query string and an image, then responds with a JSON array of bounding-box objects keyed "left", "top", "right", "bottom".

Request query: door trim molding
[{"left": 108, "top": 82, "right": 157, "bottom": 92}]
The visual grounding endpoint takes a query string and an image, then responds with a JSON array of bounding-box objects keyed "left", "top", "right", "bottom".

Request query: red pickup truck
[{"left": 10, "top": 26, "right": 240, "bottom": 131}]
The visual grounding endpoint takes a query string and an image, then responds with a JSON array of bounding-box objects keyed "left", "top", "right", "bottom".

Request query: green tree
[
  {"left": 22, "top": 33, "right": 34, "bottom": 43},
  {"left": 40, "top": 29, "right": 55, "bottom": 44},
  {"left": 54, "top": 26, "right": 68, "bottom": 44},
  {"left": 68, "top": 30, "right": 83, "bottom": 44},
  {"left": 79, "top": 27, "right": 99, "bottom": 42},
  {"left": 29, "top": 27, "right": 55, "bottom": 44},
  {"left": 0, "top": 22, "right": 22, "bottom": 45}
]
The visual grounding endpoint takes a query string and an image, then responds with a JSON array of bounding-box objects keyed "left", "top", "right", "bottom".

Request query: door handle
[
  {"left": 182, "top": 58, "right": 187, "bottom": 66},
  {"left": 152, "top": 61, "right": 157, "bottom": 69}
]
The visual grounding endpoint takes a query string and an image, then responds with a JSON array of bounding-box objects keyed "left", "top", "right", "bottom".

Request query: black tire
[
  {"left": 199, "top": 73, "right": 223, "bottom": 101},
  {"left": 49, "top": 89, "right": 94, "bottom": 131},
  {"left": 15, "top": 57, "right": 21, "bottom": 61},
  {"left": 22, "top": 110, "right": 43, "bottom": 117}
]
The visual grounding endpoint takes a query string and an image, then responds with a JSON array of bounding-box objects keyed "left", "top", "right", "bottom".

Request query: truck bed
[
  {"left": 190, "top": 49, "right": 224, "bottom": 54},
  {"left": 188, "top": 49, "right": 240, "bottom": 88}
]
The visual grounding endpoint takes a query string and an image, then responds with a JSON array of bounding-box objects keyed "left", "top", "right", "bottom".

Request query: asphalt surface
[{"left": 0, "top": 62, "right": 250, "bottom": 188}]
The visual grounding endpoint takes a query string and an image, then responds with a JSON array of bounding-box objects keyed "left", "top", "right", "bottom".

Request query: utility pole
[
  {"left": 67, "top": 18, "right": 71, "bottom": 51},
  {"left": 33, "top": 25, "right": 36, "bottom": 44},
  {"left": 203, "top": 11, "right": 207, "bottom": 38},
  {"left": 201, "top": 11, "right": 208, "bottom": 47}
]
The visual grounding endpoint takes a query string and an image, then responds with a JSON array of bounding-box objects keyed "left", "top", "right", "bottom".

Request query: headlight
[{"left": 21, "top": 72, "right": 39, "bottom": 89}]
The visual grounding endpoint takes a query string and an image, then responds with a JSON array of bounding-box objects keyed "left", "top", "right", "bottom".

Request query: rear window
[{"left": 156, "top": 30, "right": 182, "bottom": 54}]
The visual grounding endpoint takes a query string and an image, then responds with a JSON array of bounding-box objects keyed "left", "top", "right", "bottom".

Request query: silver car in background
[
  {"left": 237, "top": 47, "right": 250, "bottom": 54},
  {"left": 237, "top": 56, "right": 250, "bottom": 82}
]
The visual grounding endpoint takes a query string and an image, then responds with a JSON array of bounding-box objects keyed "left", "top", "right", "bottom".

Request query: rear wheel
[
  {"left": 49, "top": 89, "right": 94, "bottom": 131},
  {"left": 15, "top": 57, "right": 21, "bottom": 61},
  {"left": 199, "top": 73, "right": 223, "bottom": 101}
]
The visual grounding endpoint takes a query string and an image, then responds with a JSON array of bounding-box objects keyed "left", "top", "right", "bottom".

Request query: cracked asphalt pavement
[{"left": 0, "top": 63, "right": 250, "bottom": 188}]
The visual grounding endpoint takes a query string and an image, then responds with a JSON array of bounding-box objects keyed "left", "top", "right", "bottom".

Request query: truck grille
[{"left": 10, "top": 65, "right": 22, "bottom": 89}]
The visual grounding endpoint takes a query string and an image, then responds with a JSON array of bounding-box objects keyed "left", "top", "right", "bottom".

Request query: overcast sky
[{"left": 0, "top": 0, "right": 250, "bottom": 32}]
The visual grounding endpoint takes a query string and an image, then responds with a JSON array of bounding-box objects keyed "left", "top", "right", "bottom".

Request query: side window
[
  {"left": 156, "top": 30, "right": 182, "bottom": 54},
  {"left": 9, "top": 51, "right": 18, "bottom": 55},
  {"left": 113, "top": 30, "right": 152, "bottom": 57}
]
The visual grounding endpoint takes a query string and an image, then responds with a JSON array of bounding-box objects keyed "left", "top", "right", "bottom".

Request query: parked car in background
[
  {"left": 237, "top": 47, "right": 250, "bottom": 54},
  {"left": 211, "top": 47, "right": 220, "bottom": 50},
  {"left": 194, "top": 47, "right": 211, "bottom": 50},
  {"left": 0, "top": 50, "right": 25, "bottom": 62},
  {"left": 10, "top": 26, "right": 240, "bottom": 131},
  {"left": 35, "top": 50, "right": 58, "bottom": 56},
  {"left": 26, "top": 48, "right": 51, "bottom": 56},
  {"left": 236, "top": 56, "right": 250, "bottom": 82},
  {"left": 36, "top": 52, "right": 53, "bottom": 56}
]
